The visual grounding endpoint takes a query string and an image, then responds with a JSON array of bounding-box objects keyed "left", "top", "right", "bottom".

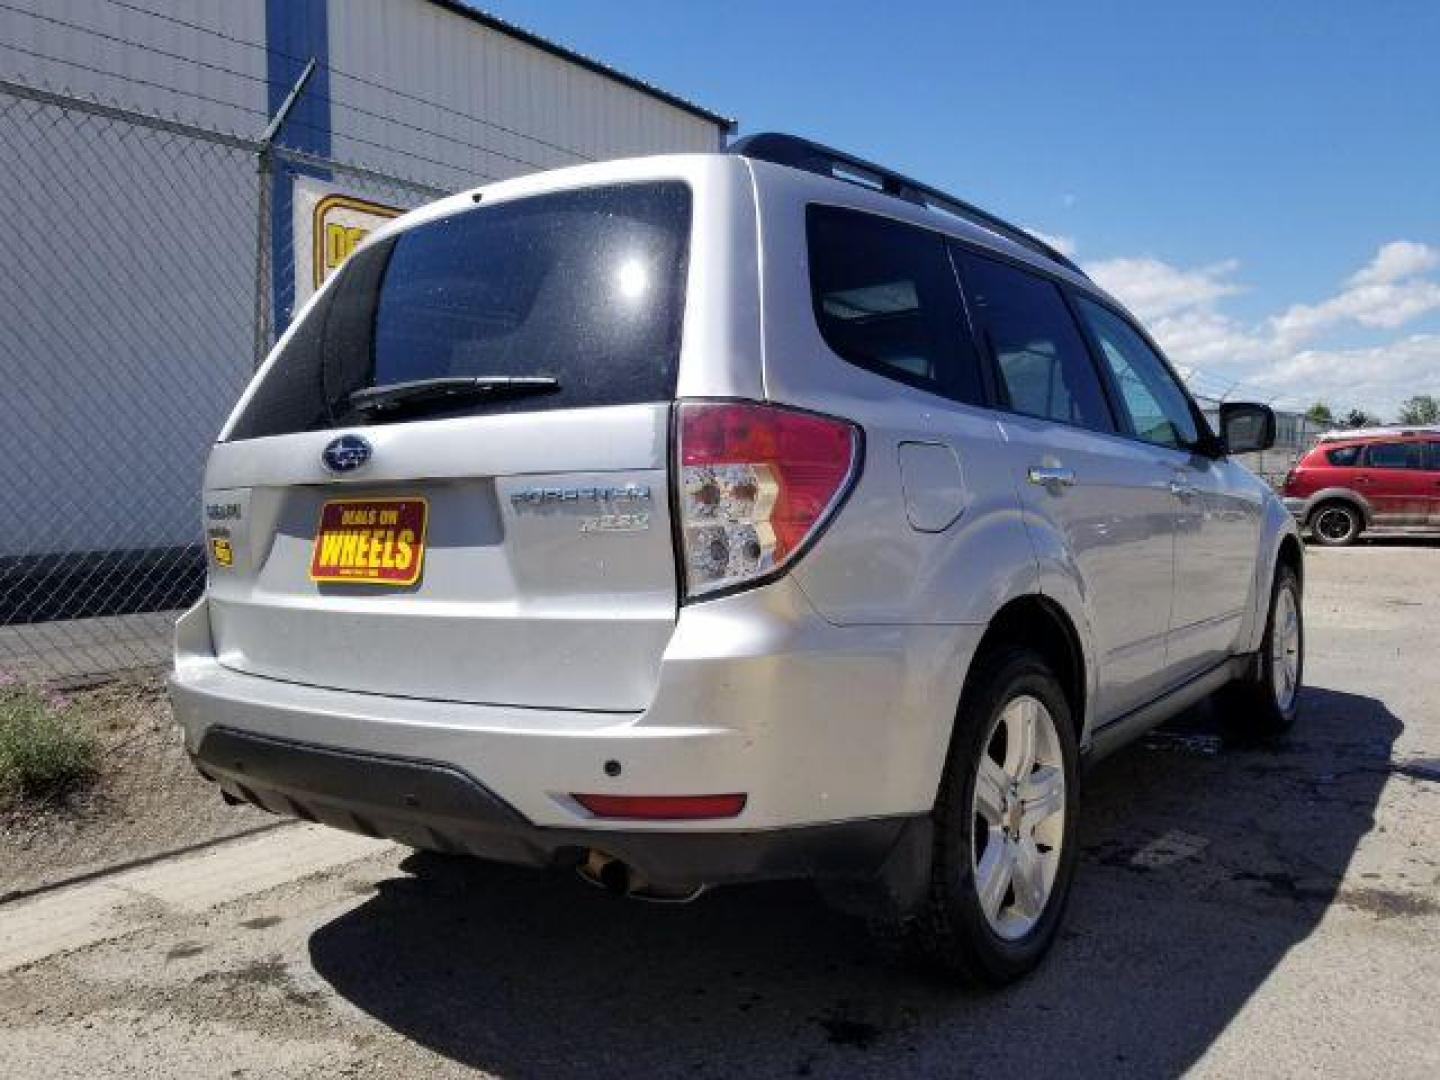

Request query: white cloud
[
  {"left": 1246, "top": 334, "right": 1440, "bottom": 419},
  {"left": 1347, "top": 240, "right": 1439, "bottom": 287},
  {"left": 1069, "top": 240, "right": 1440, "bottom": 416},
  {"left": 1087, "top": 257, "right": 1243, "bottom": 322},
  {"left": 1269, "top": 242, "right": 1440, "bottom": 346}
]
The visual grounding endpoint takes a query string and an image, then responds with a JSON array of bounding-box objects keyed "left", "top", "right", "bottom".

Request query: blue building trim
[{"left": 265, "top": 0, "right": 331, "bottom": 338}]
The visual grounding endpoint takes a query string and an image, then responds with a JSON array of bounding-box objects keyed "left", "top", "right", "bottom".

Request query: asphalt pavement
[{"left": 1, "top": 542, "right": 1437, "bottom": 1078}]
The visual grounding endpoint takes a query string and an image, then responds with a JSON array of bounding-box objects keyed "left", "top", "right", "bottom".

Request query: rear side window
[
  {"left": 1325, "top": 445, "right": 1362, "bottom": 466},
  {"left": 1364, "top": 442, "right": 1425, "bottom": 469},
  {"left": 806, "top": 206, "right": 982, "bottom": 404},
  {"left": 952, "top": 249, "right": 1114, "bottom": 433},
  {"left": 229, "top": 182, "right": 691, "bottom": 440}
]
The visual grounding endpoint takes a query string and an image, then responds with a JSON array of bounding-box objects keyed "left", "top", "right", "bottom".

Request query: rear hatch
[{"left": 203, "top": 180, "right": 691, "bottom": 711}]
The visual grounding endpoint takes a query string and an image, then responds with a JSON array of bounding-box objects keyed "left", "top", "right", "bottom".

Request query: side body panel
[
  {"left": 1166, "top": 453, "right": 1266, "bottom": 676},
  {"left": 1002, "top": 417, "right": 1178, "bottom": 723},
  {"left": 1360, "top": 458, "right": 1434, "bottom": 525}
]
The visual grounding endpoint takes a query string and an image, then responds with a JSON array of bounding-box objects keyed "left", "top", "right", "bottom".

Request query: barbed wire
[
  {"left": 0, "top": 5, "right": 555, "bottom": 181},
  {"left": 100, "top": 0, "right": 600, "bottom": 162},
  {"left": 26, "top": 0, "right": 598, "bottom": 166},
  {"left": 0, "top": 37, "right": 506, "bottom": 186}
]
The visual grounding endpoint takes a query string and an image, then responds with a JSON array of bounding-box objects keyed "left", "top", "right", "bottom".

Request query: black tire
[
  {"left": 1308, "top": 500, "right": 1361, "bottom": 546},
  {"left": 1221, "top": 563, "right": 1303, "bottom": 737},
  {"left": 908, "top": 647, "right": 1080, "bottom": 987}
]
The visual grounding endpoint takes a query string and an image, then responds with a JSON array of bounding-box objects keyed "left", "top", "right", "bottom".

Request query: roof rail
[
  {"left": 1315, "top": 424, "right": 1440, "bottom": 441},
  {"left": 727, "top": 132, "right": 1087, "bottom": 278}
]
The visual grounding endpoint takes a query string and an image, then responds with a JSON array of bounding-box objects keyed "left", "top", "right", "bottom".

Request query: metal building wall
[
  {"left": 324, "top": 0, "right": 724, "bottom": 192},
  {"left": 0, "top": 0, "right": 728, "bottom": 564},
  {"left": 0, "top": 0, "right": 269, "bottom": 127}
]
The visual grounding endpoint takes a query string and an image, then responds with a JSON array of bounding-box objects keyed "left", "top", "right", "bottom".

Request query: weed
[{"left": 0, "top": 683, "right": 99, "bottom": 804}]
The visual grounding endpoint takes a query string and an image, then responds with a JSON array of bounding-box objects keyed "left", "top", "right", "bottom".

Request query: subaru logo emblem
[{"left": 321, "top": 434, "right": 372, "bottom": 473}]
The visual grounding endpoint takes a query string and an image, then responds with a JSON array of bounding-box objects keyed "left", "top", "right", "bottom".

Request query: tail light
[{"left": 675, "top": 400, "right": 861, "bottom": 599}]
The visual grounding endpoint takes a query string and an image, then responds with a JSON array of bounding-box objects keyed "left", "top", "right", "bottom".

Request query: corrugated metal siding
[
  {"left": 323, "top": 0, "right": 722, "bottom": 191},
  {"left": 0, "top": 0, "right": 268, "bottom": 133}
]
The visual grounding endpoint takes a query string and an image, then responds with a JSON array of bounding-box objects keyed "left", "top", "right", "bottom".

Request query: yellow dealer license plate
[{"left": 309, "top": 498, "right": 427, "bottom": 585}]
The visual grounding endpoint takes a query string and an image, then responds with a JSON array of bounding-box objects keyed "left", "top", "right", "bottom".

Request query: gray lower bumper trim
[{"left": 192, "top": 726, "right": 924, "bottom": 895}]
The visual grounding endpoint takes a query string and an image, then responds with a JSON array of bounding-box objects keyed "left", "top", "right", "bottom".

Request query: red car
[{"left": 1282, "top": 427, "right": 1440, "bottom": 545}]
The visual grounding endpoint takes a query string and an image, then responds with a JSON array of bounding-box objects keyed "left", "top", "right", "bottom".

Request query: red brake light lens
[
  {"left": 572, "top": 793, "right": 747, "bottom": 820},
  {"left": 675, "top": 401, "right": 860, "bottom": 598}
]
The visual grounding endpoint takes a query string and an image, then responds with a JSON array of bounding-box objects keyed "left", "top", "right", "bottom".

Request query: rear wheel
[
  {"left": 908, "top": 648, "right": 1080, "bottom": 986},
  {"left": 1309, "top": 501, "right": 1361, "bottom": 546},
  {"left": 1222, "top": 563, "right": 1303, "bottom": 737}
]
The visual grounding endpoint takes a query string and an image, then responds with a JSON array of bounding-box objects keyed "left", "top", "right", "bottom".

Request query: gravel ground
[
  {"left": 0, "top": 676, "right": 269, "bottom": 900},
  {"left": 1, "top": 542, "right": 1437, "bottom": 1077}
]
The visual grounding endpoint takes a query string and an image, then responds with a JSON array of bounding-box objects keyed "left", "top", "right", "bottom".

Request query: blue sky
[{"left": 487, "top": 0, "right": 1440, "bottom": 417}]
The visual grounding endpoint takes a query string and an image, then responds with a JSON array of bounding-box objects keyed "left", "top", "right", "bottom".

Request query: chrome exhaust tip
[{"left": 576, "top": 850, "right": 705, "bottom": 904}]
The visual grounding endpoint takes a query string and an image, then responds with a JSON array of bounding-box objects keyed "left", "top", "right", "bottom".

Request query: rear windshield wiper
[{"left": 346, "top": 375, "right": 559, "bottom": 418}]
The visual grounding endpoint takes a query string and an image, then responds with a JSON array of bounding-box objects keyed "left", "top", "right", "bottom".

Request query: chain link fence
[{"left": 0, "top": 79, "right": 442, "bottom": 683}]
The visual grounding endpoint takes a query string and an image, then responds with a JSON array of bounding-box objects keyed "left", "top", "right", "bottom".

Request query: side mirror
[{"left": 1219, "top": 402, "right": 1276, "bottom": 454}]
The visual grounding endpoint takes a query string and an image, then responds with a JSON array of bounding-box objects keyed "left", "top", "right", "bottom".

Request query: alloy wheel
[
  {"left": 970, "top": 694, "right": 1067, "bottom": 941},
  {"left": 1271, "top": 583, "right": 1301, "bottom": 711},
  {"left": 1314, "top": 506, "right": 1355, "bottom": 543}
]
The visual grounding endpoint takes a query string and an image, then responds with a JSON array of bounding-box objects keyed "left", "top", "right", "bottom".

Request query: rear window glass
[
  {"left": 229, "top": 182, "right": 691, "bottom": 439},
  {"left": 1325, "top": 445, "right": 1361, "bottom": 466},
  {"left": 806, "top": 205, "right": 982, "bottom": 404}
]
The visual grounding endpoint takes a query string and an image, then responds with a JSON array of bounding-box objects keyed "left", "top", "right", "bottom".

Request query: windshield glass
[{"left": 228, "top": 181, "right": 691, "bottom": 439}]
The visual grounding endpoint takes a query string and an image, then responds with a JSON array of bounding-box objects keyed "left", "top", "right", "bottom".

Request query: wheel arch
[
  {"left": 967, "top": 594, "right": 1088, "bottom": 746},
  {"left": 1244, "top": 498, "right": 1305, "bottom": 653},
  {"left": 1305, "top": 488, "right": 1372, "bottom": 528},
  {"left": 1276, "top": 531, "right": 1304, "bottom": 590}
]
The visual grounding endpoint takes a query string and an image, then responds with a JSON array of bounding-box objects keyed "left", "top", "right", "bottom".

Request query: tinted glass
[
  {"left": 1326, "top": 445, "right": 1362, "bottom": 466},
  {"left": 807, "top": 206, "right": 982, "bottom": 403},
  {"left": 1365, "top": 442, "right": 1425, "bottom": 469},
  {"left": 1074, "top": 297, "right": 1199, "bottom": 449},
  {"left": 230, "top": 182, "right": 691, "bottom": 439},
  {"left": 1427, "top": 443, "right": 1440, "bottom": 470},
  {"left": 953, "top": 250, "right": 1113, "bottom": 432}
]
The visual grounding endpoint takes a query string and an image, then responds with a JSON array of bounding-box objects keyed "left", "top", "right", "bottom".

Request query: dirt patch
[
  {"left": 1339, "top": 886, "right": 1440, "bottom": 920},
  {"left": 0, "top": 675, "right": 268, "bottom": 897}
]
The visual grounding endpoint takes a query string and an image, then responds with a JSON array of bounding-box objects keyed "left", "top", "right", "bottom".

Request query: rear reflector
[
  {"left": 572, "top": 793, "right": 747, "bottom": 820},
  {"left": 675, "top": 400, "right": 860, "bottom": 598}
]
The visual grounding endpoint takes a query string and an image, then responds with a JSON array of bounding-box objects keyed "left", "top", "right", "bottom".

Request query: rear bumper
[
  {"left": 189, "top": 725, "right": 926, "bottom": 894},
  {"left": 170, "top": 581, "right": 978, "bottom": 889},
  {"left": 1282, "top": 496, "right": 1310, "bottom": 522}
]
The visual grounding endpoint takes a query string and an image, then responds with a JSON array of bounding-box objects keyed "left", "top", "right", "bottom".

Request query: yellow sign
[
  {"left": 292, "top": 177, "right": 405, "bottom": 309},
  {"left": 209, "top": 536, "right": 234, "bottom": 568},
  {"left": 311, "top": 193, "right": 403, "bottom": 290}
]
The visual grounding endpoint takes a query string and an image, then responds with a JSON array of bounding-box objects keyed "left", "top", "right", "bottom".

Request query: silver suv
[{"left": 171, "top": 134, "right": 1303, "bottom": 985}]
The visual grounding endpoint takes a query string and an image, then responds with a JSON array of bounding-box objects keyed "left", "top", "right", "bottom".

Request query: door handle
[
  {"left": 1169, "top": 479, "right": 1197, "bottom": 500},
  {"left": 1027, "top": 465, "right": 1076, "bottom": 488}
]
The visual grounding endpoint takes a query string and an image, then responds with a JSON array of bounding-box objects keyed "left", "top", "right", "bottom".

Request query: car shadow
[{"left": 309, "top": 685, "right": 1399, "bottom": 1078}]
